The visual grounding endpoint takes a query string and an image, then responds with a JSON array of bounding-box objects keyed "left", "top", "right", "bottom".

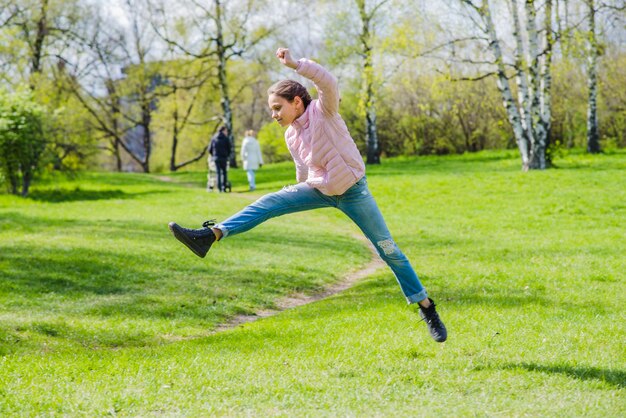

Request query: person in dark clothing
[{"left": 209, "top": 126, "right": 232, "bottom": 192}]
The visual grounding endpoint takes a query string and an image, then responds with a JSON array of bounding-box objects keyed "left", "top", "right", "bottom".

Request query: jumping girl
[{"left": 169, "top": 48, "right": 447, "bottom": 342}]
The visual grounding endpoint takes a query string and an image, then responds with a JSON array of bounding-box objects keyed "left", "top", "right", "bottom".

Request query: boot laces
[
  {"left": 424, "top": 311, "right": 443, "bottom": 328},
  {"left": 202, "top": 219, "right": 216, "bottom": 228},
  {"left": 420, "top": 305, "right": 442, "bottom": 326}
]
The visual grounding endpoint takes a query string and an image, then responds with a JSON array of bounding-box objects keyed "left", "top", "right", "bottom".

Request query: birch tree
[
  {"left": 459, "top": 0, "right": 555, "bottom": 170},
  {"left": 324, "top": 0, "right": 393, "bottom": 164},
  {"left": 541, "top": 0, "right": 554, "bottom": 162},
  {"left": 151, "top": 0, "right": 273, "bottom": 169},
  {"left": 585, "top": 0, "right": 601, "bottom": 153},
  {"left": 356, "top": 0, "right": 391, "bottom": 164}
]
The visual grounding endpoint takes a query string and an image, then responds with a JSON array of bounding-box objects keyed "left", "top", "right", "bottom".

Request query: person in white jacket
[{"left": 240, "top": 130, "right": 264, "bottom": 191}]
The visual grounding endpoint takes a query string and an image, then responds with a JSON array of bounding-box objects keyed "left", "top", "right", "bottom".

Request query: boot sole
[{"left": 168, "top": 222, "right": 209, "bottom": 258}]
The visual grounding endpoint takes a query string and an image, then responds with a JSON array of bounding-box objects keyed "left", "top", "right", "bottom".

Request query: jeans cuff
[{"left": 406, "top": 290, "right": 428, "bottom": 304}]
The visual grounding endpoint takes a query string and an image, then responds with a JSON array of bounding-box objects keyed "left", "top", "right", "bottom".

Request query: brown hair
[{"left": 267, "top": 80, "right": 312, "bottom": 109}]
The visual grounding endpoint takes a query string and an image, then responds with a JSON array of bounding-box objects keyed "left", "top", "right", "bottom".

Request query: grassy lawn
[{"left": 1, "top": 150, "right": 624, "bottom": 416}]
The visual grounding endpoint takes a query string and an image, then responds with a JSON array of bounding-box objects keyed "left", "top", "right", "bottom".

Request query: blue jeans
[
  {"left": 246, "top": 169, "right": 256, "bottom": 190},
  {"left": 215, "top": 177, "right": 428, "bottom": 304},
  {"left": 214, "top": 158, "right": 228, "bottom": 192}
]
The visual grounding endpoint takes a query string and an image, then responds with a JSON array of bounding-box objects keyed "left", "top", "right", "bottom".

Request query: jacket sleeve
[
  {"left": 295, "top": 59, "right": 339, "bottom": 117},
  {"left": 257, "top": 142, "right": 264, "bottom": 165},
  {"left": 240, "top": 139, "right": 247, "bottom": 161},
  {"left": 226, "top": 135, "right": 232, "bottom": 155}
]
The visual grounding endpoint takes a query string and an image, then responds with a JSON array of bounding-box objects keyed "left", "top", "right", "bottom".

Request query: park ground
[{"left": 0, "top": 150, "right": 624, "bottom": 416}]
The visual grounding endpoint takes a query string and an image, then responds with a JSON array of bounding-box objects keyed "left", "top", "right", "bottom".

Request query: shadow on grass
[
  {"left": 365, "top": 151, "right": 521, "bottom": 177},
  {"left": 503, "top": 362, "right": 626, "bottom": 389},
  {"left": 0, "top": 212, "right": 167, "bottom": 238},
  {"left": 27, "top": 187, "right": 128, "bottom": 202},
  {"left": 26, "top": 187, "right": 170, "bottom": 203},
  {"left": 0, "top": 246, "right": 146, "bottom": 296},
  {"left": 0, "top": 215, "right": 363, "bottom": 352}
]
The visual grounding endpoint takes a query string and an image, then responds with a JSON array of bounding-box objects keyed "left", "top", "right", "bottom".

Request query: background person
[
  {"left": 169, "top": 48, "right": 447, "bottom": 343},
  {"left": 240, "top": 130, "right": 264, "bottom": 191},
  {"left": 208, "top": 125, "right": 231, "bottom": 192}
]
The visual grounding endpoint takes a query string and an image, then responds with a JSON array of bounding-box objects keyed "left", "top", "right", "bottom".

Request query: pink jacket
[{"left": 285, "top": 59, "right": 365, "bottom": 196}]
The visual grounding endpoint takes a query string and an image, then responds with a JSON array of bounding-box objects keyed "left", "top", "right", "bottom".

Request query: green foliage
[
  {"left": 322, "top": 9, "right": 360, "bottom": 67},
  {"left": 257, "top": 121, "right": 289, "bottom": 163},
  {"left": 0, "top": 88, "right": 46, "bottom": 195},
  {"left": 339, "top": 84, "right": 367, "bottom": 153},
  {"left": 150, "top": 59, "right": 219, "bottom": 173},
  {"left": 549, "top": 49, "right": 626, "bottom": 151},
  {"left": 148, "top": 58, "right": 274, "bottom": 172},
  {"left": 368, "top": 72, "right": 509, "bottom": 156},
  {"left": 551, "top": 57, "right": 588, "bottom": 149},
  {"left": 2, "top": 0, "right": 626, "bottom": 175},
  {"left": 601, "top": 48, "right": 626, "bottom": 148},
  {"left": 33, "top": 72, "right": 100, "bottom": 172}
]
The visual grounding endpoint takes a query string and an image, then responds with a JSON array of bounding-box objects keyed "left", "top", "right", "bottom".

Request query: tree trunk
[
  {"left": 526, "top": 0, "right": 547, "bottom": 169},
  {"left": 30, "top": 0, "right": 49, "bottom": 89},
  {"left": 480, "top": 2, "right": 529, "bottom": 168},
  {"left": 8, "top": 164, "right": 19, "bottom": 195},
  {"left": 511, "top": 0, "right": 533, "bottom": 150},
  {"left": 357, "top": 0, "right": 380, "bottom": 164},
  {"left": 114, "top": 138, "right": 122, "bottom": 172},
  {"left": 541, "top": 0, "right": 554, "bottom": 166},
  {"left": 456, "top": 109, "right": 472, "bottom": 151},
  {"left": 214, "top": 0, "right": 237, "bottom": 168},
  {"left": 365, "top": 78, "right": 380, "bottom": 164},
  {"left": 586, "top": 0, "right": 601, "bottom": 153},
  {"left": 104, "top": 79, "right": 123, "bottom": 171},
  {"left": 170, "top": 84, "right": 180, "bottom": 172},
  {"left": 140, "top": 99, "right": 151, "bottom": 173},
  {"left": 21, "top": 170, "right": 32, "bottom": 197}
]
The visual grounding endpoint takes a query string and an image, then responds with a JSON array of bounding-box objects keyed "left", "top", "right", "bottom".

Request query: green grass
[{"left": 1, "top": 150, "right": 624, "bottom": 416}]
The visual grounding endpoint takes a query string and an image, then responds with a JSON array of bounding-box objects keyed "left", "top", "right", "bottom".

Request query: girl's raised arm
[
  {"left": 276, "top": 48, "right": 298, "bottom": 69},
  {"left": 275, "top": 47, "right": 339, "bottom": 116}
]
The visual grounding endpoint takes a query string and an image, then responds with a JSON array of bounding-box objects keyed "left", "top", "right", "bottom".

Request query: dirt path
[
  {"left": 155, "top": 175, "right": 202, "bottom": 189},
  {"left": 213, "top": 236, "right": 385, "bottom": 333}
]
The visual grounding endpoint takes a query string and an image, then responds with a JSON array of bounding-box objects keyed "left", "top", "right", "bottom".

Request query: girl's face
[{"left": 268, "top": 94, "right": 303, "bottom": 127}]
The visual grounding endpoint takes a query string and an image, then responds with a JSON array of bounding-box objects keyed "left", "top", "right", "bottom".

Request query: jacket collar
[{"left": 291, "top": 105, "right": 310, "bottom": 130}]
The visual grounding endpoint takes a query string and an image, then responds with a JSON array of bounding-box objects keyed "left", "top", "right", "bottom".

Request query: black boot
[
  {"left": 168, "top": 220, "right": 216, "bottom": 258},
  {"left": 419, "top": 298, "right": 448, "bottom": 342}
]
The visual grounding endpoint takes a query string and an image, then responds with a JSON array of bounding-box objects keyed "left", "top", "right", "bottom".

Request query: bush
[
  {"left": 0, "top": 89, "right": 46, "bottom": 196},
  {"left": 257, "top": 121, "right": 289, "bottom": 163}
]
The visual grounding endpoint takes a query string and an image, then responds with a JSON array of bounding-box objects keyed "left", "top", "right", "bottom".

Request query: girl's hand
[{"left": 276, "top": 47, "right": 298, "bottom": 69}]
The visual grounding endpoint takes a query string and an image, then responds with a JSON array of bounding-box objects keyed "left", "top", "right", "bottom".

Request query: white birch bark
[
  {"left": 525, "top": 0, "right": 547, "bottom": 169},
  {"left": 586, "top": 0, "right": 601, "bottom": 153},
  {"left": 214, "top": 0, "right": 237, "bottom": 168},
  {"left": 461, "top": 0, "right": 555, "bottom": 169},
  {"left": 511, "top": 1, "right": 530, "bottom": 135},
  {"left": 510, "top": 0, "right": 532, "bottom": 166},
  {"left": 540, "top": 0, "right": 554, "bottom": 163},
  {"left": 357, "top": 0, "right": 384, "bottom": 164},
  {"left": 480, "top": 1, "right": 529, "bottom": 167}
]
